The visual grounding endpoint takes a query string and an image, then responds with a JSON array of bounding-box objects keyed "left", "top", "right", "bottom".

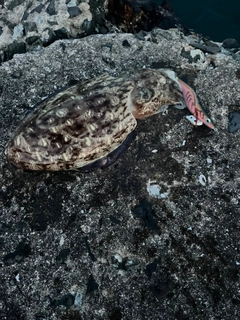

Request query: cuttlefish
[{"left": 5, "top": 68, "right": 214, "bottom": 171}]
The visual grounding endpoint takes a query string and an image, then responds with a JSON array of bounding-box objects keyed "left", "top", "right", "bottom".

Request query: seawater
[{"left": 153, "top": 0, "right": 240, "bottom": 43}]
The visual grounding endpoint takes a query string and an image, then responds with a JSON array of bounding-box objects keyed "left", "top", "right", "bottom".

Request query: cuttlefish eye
[{"left": 131, "top": 87, "right": 154, "bottom": 104}]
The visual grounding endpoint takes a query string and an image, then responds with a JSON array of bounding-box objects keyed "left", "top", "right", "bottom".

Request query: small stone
[
  {"left": 199, "top": 174, "right": 207, "bottom": 186},
  {"left": 222, "top": 38, "right": 239, "bottom": 49},
  {"left": 82, "top": 19, "right": 94, "bottom": 36},
  {"left": 203, "top": 39, "right": 220, "bottom": 48},
  {"left": 24, "top": 21, "right": 37, "bottom": 33},
  {"left": 207, "top": 157, "right": 212, "bottom": 164},
  {"left": 41, "top": 28, "right": 57, "bottom": 46},
  {"left": 55, "top": 27, "right": 69, "bottom": 39},
  {"left": 190, "top": 49, "right": 205, "bottom": 63},
  {"left": 74, "top": 290, "right": 84, "bottom": 308},
  {"left": 122, "top": 39, "right": 131, "bottom": 47},
  {"left": 101, "top": 42, "right": 112, "bottom": 50},
  {"left": 46, "top": 0, "right": 56, "bottom": 16},
  {"left": 21, "top": 11, "right": 29, "bottom": 21},
  {"left": 6, "top": 41, "right": 26, "bottom": 60},
  {"left": 31, "top": 4, "right": 44, "bottom": 14},
  {"left": 228, "top": 111, "right": 240, "bottom": 133},
  {"left": 68, "top": 6, "right": 82, "bottom": 18},
  {"left": 99, "top": 25, "right": 108, "bottom": 34},
  {"left": 26, "top": 36, "right": 39, "bottom": 45},
  {"left": 13, "top": 23, "right": 24, "bottom": 40},
  {"left": 67, "top": 0, "right": 78, "bottom": 6},
  {"left": 135, "top": 30, "right": 148, "bottom": 41}
]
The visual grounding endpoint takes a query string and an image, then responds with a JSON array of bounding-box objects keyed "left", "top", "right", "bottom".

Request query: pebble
[
  {"left": 228, "top": 112, "right": 240, "bottom": 133},
  {"left": 199, "top": 174, "right": 207, "bottom": 186}
]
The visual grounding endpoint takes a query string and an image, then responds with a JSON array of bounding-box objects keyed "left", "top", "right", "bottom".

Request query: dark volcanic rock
[
  {"left": 46, "top": 0, "right": 56, "bottom": 16},
  {"left": 31, "top": 3, "right": 44, "bottom": 14},
  {"left": 0, "top": 30, "right": 240, "bottom": 320},
  {"left": 222, "top": 38, "right": 239, "bottom": 49},
  {"left": 23, "top": 21, "right": 37, "bottom": 33},
  {"left": 106, "top": 0, "right": 180, "bottom": 33},
  {"left": 189, "top": 42, "right": 221, "bottom": 54},
  {"left": 0, "top": 0, "right": 104, "bottom": 62},
  {"left": 68, "top": 6, "right": 82, "bottom": 18}
]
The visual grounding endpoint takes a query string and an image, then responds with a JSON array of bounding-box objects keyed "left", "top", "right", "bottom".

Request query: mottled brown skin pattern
[{"left": 6, "top": 69, "right": 184, "bottom": 171}]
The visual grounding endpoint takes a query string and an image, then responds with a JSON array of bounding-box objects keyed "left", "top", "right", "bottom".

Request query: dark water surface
[{"left": 154, "top": 0, "right": 240, "bottom": 43}]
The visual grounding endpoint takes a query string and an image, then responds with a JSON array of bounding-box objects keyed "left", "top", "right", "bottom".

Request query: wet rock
[
  {"left": 222, "top": 38, "right": 239, "bottom": 49},
  {"left": 1, "top": 29, "right": 240, "bottom": 320},
  {"left": 0, "top": 0, "right": 186, "bottom": 63},
  {"left": 68, "top": 6, "right": 82, "bottom": 18},
  {"left": 189, "top": 42, "right": 221, "bottom": 54},
  {"left": 106, "top": 0, "right": 180, "bottom": 33},
  {"left": 0, "top": 0, "right": 102, "bottom": 60}
]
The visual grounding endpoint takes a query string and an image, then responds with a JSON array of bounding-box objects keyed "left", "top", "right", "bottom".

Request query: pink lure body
[{"left": 177, "top": 78, "right": 215, "bottom": 130}]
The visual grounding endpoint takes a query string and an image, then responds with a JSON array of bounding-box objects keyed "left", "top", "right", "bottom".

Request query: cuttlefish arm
[{"left": 177, "top": 78, "right": 215, "bottom": 130}]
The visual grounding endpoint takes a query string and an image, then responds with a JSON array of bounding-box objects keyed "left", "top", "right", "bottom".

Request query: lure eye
[{"left": 206, "top": 118, "right": 211, "bottom": 123}]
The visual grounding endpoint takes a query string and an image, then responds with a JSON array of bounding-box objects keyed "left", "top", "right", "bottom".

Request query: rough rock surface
[
  {"left": 0, "top": 0, "right": 181, "bottom": 64},
  {"left": 0, "top": 28, "right": 240, "bottom": 319},
  {"left": 0, "top": 0, "right": 105, "bottom": 62}
]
